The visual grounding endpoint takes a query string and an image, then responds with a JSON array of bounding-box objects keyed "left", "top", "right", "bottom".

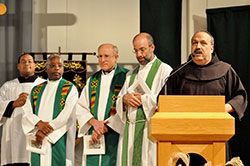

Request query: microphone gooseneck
[
  {"left": 164, "top": 54, "right": 194, "bottom": 83},
  {"left": 161, "top": 54, "right": 194, "bottom": 95}
]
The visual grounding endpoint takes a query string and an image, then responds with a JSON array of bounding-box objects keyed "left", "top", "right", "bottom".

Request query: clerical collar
[
  {"left": 48, "top": 77, "right": 62, "bottom": 83},
  {"left": 18, "top": 75, "right": 37, "bottom": 83},
  {"left": 102, "top": 66, "right": 116, "bottom": 75}
]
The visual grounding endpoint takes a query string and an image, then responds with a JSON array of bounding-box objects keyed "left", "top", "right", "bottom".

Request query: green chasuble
[
  {"left": 87, "top": 65, "right": 129, "bottom": 166},
  {"left": 30, "top": 79, "right": 73, "bottom": 166},
  {"left": 122, "top": 58, "right": 162, "bottom": 166}
]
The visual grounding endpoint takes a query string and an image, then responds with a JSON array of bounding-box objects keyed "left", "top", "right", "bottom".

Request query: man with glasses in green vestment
[{"left": 116, "top": 33, "right": 172, "bottom": 166}]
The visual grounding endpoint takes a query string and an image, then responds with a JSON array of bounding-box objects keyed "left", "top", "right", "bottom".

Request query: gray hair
[
  {"left": 113, "top": 45, "right": 118, "bottom": 55},
  {"left": 133, "top": 32, "right": 154, "bottom": 46},
  {"left": 46, "top": 54, "right": 63, "bottom": 67},
  {"left": 191, "top": 30, "right": 214, "bottom": 45},
  {"left": 98, "top": 43, "right": 118, "bottom": 55}
]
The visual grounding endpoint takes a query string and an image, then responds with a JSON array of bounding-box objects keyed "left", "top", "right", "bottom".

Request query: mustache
[{"left": 194, "top": 49, "right": 203, "bottom": 54}]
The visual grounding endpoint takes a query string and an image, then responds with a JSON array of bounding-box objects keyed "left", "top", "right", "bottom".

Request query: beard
[{"left": 137, "top": 52, "right": 153, "bottom": 65}]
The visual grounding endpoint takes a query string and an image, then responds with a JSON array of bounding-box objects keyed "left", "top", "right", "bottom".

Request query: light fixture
[{"left": 0, "top": 2, "right": 7, "bottom": 15}]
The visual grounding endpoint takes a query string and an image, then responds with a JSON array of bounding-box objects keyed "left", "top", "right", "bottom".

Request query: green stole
[
  {"left": 87, "top": 65, "right": 129, "bottom": 166},
  {"left": 30, "top": 79, "right": 73, "bottom": 166},
  {"left": 122, "top": 58, "right": 162, "bottom": 166}
]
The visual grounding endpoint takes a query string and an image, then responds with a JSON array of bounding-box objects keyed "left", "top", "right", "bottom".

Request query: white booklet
[
  {"left": 26, "top": 135, "right": 49, "bottom": 155},
  {"left": 128, "top": 76, "right": 151, "bottom": 95},
  {"left": 83, "top": 135, "right": 105, "bottom": 155}
]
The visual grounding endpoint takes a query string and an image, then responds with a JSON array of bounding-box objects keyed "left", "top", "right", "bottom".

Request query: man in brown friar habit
[{"left": 161, "top": 31, "right": 247, "bottom": 163}]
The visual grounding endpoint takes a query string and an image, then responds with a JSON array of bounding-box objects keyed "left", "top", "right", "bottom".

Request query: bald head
[{"left": 133, "top": 32, "right": 154, "bottom": 46}]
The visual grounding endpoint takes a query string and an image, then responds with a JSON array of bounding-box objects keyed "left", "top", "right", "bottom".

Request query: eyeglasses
[
  {"left": 97, "top": 55, "right": 114, "bottom": 60},
  {"left": 133, "top": 46, "right": 151, "bottom": 54}
]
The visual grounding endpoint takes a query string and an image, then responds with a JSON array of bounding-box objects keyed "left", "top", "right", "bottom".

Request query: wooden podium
[{"left": 149, "top": 95, "right": 235, "bottom": 166}]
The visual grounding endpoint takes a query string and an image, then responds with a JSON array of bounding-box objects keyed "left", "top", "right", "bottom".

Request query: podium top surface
[{"left": 159, "top": 95, "right": 225, "bottom": 112}]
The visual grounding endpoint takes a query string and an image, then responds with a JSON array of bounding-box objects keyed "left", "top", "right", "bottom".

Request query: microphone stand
[{"left": 162, "top": 55, "right": 194, "bottom": 94}]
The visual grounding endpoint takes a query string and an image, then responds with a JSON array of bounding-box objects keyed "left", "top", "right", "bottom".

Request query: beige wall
[
  {"left": 181, "top": 0, "right": 250, "bottom": 63},
  {"left": 32, "top": 0, "right": 139, "bottom": 64}
]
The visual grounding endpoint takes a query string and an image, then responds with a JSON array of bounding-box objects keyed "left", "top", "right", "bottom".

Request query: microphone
[{"left": 161, "top": 53, "right": 194, "bottom": 94}]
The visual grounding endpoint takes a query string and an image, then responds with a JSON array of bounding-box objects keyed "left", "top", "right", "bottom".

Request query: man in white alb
[
  {"left": 22, "top": 55, "right": 78, "bottom": 166},
  {"left": 0, "top": 53, "right": 45, "bottom": 166}
]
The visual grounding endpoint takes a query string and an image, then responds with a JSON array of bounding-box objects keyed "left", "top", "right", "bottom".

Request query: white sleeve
[
  {"left": 0, "top": 82, "right": 14, "bottom": 122},
  {"left": 47, "top": 108, "right": 76, "bottom": 144},
  {"left": 22, "top": 98, "right": 41, "bottom": 134},
  {"left": 106, "top": 114, "right": 125, "bottom": 135}
]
